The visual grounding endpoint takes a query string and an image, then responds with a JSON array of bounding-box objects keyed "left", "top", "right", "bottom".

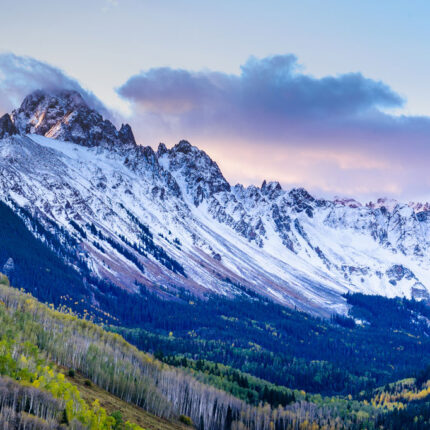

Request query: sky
[{"left": 1, "top": 0, "right": 430, "bottom": 201}]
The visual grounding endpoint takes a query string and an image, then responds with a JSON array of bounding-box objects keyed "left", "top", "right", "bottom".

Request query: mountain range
[{"left": 1, "top": 88, "right": 430, "bottom": 317}]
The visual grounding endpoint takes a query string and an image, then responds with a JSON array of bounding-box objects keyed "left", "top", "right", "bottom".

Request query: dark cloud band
[{"left": 118, "top": 54, "right": 403, "bottom": 120}]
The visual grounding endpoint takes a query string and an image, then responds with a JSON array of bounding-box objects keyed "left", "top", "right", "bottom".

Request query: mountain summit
[
  {"left": 12, "top": 89, "right": 136, "bottom": 148},
  {"left": 1, "top": 89, "right": 430, "bottom": 316}
]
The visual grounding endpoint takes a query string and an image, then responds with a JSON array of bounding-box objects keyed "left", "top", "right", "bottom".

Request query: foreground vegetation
[
  {"left": 63, "top": 369, "right": 189, "bottom": 430},
  {"left": 2, "top": 273, "right": 430, "bottom": 428},
  {"left": 0, "top": 274, "right": 377, "bottom": 429}
]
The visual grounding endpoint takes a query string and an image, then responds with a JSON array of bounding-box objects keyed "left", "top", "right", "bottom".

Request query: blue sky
[
  {"left": 1, "top": 0, "right": 430, "bottom": 200},
  {"left": 2, "top": 0, "right": 430, "bottom": 115}
]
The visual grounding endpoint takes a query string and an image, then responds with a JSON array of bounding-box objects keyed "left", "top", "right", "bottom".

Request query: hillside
[
  {"left": 0, "top": 274, "right": 358, "bottom": 429},
  {"left": 0, "top": 274, "right": 188, "bottom": 430},
  {"left": 2, "top": 274, "right": 430, "bottom": 428},
  {"left": 63, "top": 370, "right": 189, "bottom": 430},
  {"left": 2, "top": 195, "right": 430, "bottom": 397},
  {"left": 110, "top": 290, "right": 430, "bottom": 396}
]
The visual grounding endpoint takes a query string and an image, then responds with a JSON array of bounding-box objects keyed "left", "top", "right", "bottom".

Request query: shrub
[
  {"left": 0, "top": 274, "right": 9, "bottom": 286},
  {"left": 110, "top": 410, "right": 124, "bottom": 429},
  {"left": 179, "top": 414, "right": 193, "bottom": 426}
]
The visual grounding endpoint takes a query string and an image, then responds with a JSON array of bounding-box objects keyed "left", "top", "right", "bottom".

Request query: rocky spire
[
  {"left": 118, "top": 123, "right": 136, "bottom": 146},
  {"left": 156, "top": 142, "right": 168, "bottom": 157},
  {"left": 261, "top": 180, "right": 282, "bottom": 199},
  {"left": 159, "top": 140, "right": 231, "bottom": 206},
  {"left": 0, "top": 114, "right": 19, "bottom": 139}
]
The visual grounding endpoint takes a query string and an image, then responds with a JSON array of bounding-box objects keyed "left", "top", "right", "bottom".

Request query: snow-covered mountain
[{"left": 1, "top": 89, "right": 430, "bottom": 316}]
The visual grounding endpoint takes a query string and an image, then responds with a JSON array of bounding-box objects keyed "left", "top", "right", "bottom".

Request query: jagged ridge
[{"left": 1, "top": 89, "right": 430, "bottom": 316}]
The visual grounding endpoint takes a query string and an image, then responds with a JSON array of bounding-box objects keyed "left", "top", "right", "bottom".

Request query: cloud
[
  {"left": 118, "top": 54, "right": 430, "bottom": 201},
  {"left": 0, "top": 53, "right": 109, "bottom": 117},
  {"left": 118, "top": 54, "right": 403, "bottom": 128}
]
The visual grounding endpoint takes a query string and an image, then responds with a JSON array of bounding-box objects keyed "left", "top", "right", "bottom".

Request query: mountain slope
[
  {"left": 1, "top": 89, "right": 430, "bottom": 316},
  {"left": 0, "top": 275, "right": 385, "bottom": 430},
  {"left": 3, "top": 272, "right": 430, "bottom": 429}
]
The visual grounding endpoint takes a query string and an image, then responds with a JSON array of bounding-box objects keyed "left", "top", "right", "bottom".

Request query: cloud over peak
[
  {"left": 0, "top": 53, "right": 109, "bottom": 117},
  {"left": 1, "top": 51, "right": 430, "bottom": 200}
]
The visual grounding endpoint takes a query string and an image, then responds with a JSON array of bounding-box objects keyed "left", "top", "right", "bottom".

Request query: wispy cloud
[{"left": 0, "top": 53, "right": 109, "bottom": 117}]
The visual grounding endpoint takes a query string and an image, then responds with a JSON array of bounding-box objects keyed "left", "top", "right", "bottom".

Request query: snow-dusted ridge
[{"left": 1, "top": 89, "right": 430, "bottom": 316}]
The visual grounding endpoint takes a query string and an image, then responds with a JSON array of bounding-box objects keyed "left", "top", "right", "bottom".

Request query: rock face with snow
[
  {"left": 12, "top": 89, "right": 136, "bottom": 148},
  {"left": 2, "top": 258, "right": 14, "bottom": 277},
  {"left": 0, "top": 114, "right": 18, "bottom": 139},
  {"left": 1, "top": 89, "right": 430, "bottom": 316}
]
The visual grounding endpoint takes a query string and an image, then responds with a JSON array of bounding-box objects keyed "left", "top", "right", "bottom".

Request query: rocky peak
[
  {"left": 11, "top": 89, "right": 136, "bottom": 148},
  {"left": 159, "top": 140, "right": 231, "bottom": 206},
  {"left": 289, "top": 188, "right": 315, "bottom": 203},
  {"left": 12, "top": 89, "right": 86, "bottom": 134},
  {"left": 333, "top": 197, "right": 362, "bottom": 208},
  {"left": 261, "top": 180, "right": 283, "bottom": 199},
  {"left": 409, "top": 201, "right": 430, "bottom": 213},
  {"left": 118, "top": 124, "right": 136, "bottom": 146},
  {"left": 0, "top": 114, "right": 19, "bottom": 139},
  {"left": 288, "top": 188, "right": 315, "bottom": 216},
  {"left": 157, "top": 142, "right": 168, "bottom": 157},
  {"left": 366, "top": 198, "right": 399, "bottom": 213},
  {"left": 174, "top": 140, "right": 194, "bottom": 154}
]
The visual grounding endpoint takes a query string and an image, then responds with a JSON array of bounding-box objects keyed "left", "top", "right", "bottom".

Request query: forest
[
  {"left": 2, "top": 273, "right": 430, "bottom": 428},
  {"left": 109, "top": 287, "right": 430, "bottom": 396},
  {"left": 3, "top": 273, "right": 430, "bottom": 429}
]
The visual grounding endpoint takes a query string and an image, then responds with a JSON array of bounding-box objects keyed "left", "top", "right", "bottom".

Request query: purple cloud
[
  {"left": 1, "top": 52, "right": 429, "bottom": 200},
  {"left": 118, "top": 54, "right": 403, "bottom": 123}
]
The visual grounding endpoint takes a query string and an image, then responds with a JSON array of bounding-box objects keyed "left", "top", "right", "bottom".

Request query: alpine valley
[{"left": 2, "top": 89, "right": 430, "bottom": 429}]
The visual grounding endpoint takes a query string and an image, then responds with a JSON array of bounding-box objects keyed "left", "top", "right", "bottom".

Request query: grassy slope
[{"left": 64, "top": 370, "right": 190, "bottom": 430}]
